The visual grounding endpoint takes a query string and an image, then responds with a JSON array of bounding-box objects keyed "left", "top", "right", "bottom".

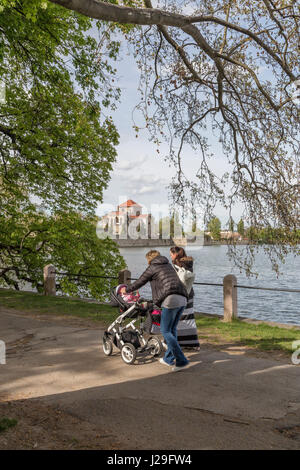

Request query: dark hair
[{"left": 170, "top": 246, "right": 187, "bottom": 264}]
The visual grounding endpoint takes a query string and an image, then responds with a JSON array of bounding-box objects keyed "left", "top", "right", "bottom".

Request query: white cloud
[
  {"left": 115, "top": 155, "right": 148, "bottom": 171},
  {"left": 129, "top": 173, "right": 167, "bottom": 185},
  {"left": 132, "top": 185, "right": 157, "bottom": 195}
]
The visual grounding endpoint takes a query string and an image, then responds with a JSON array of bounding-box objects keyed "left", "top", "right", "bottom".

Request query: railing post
[
  {"left": 118, "top": 269, "right": 131, "bottom": 285},
  {"left": 44, "top": 264, "right": 56, "bottom": 296},
  {"left": 223, "top": 274, "right": 238, "bottom": 322}
]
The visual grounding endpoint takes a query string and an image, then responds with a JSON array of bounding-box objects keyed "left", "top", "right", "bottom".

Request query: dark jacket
[
  {"left": 174, "top": 256, "right": 194, "bottom": 309},
  {"left": 126, "top": 255, "right": 188, "bottom": 307}
]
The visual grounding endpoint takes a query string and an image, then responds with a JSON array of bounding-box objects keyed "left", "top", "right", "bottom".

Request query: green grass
[
  {"left": 0, "top": 418, "right": 18, "bottom": 433},
  {"left": 0, "top": 288, "right": 117, "bottom": 326},
  {"left": 1, "top": 288, "right": 300, "bottom": 355},
  {"left": 195, "top": 315, "right": 300, "bottom": 354}
]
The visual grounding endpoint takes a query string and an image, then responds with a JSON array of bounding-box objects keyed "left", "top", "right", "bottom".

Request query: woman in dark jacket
[
  {"left": 124, "top": 250, "right": 190, "bottom": 370},
  {"left": 125, "top": 250, "right": 188, "bottom": 307},
  {"left": 170, "top": 246, "right": 200, "bottom": 350}
]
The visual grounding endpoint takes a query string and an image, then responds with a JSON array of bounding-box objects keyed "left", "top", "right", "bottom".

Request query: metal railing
[
  {"left": 1, "top": 265, "right": 299, "bottom": 322},
  {"left": 3, "top": 266, "right": 299, "bottom": 293},
  {"left": 234, "top": 284, "right": 300, "bottom": 294}
]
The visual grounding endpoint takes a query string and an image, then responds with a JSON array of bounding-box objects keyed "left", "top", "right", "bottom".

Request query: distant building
[
  {"left": 206, "top": 230, "right": 243, "bottom": 241},
  {"left": 101, "top": 199, "right": 152, "bottom": 238}
]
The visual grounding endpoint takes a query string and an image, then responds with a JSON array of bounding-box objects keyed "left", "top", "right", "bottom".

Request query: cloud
[
  {"left": 129, "top": 173, "right": 167, "bottom": 185},
  {"left": 132, "top": 185, "right": 157, "bottom": 195},
  {"left": 115, "top": 155, "right": 148, "bottom": 171}
]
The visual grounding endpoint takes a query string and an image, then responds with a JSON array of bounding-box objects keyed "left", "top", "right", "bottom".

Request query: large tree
[
  {"left": 0, "top": 189, "right": 125, "bottom": 298},
  {"left": 0, "top": 1, "right": 126, "bottom": 291},
  {"left": 46, "top": 0, "right": 299, "bottom": 274}
]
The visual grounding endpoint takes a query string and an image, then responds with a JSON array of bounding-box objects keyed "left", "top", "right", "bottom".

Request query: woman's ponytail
[{"left": 170, "top": 245, "right": 187, "bottom": 264}]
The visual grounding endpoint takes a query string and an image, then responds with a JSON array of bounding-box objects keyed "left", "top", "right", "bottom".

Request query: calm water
[{"left": 120, "top": 245, "right": 300, "bottom": 326}]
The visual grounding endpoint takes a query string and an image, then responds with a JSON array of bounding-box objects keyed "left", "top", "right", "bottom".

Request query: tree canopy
[
  {"left": 0, "top": 0, "right": 120, "bottom": 213},
  {"left": 0, "top": 0, "right": 126, "bottom": 292},
  {"left": 0, "top": 191, "right": 125, "bottom": 298},
  {"left": 207, "top": 216, "right": 221, "bottom": 240}
]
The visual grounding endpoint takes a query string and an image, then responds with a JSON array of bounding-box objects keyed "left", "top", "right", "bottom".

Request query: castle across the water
[
  {"left": 101, "top": 199, "right": 152, "bottom": 238},
  {"left": 99, "top": 199, "right": 176, "bottom": 247}
]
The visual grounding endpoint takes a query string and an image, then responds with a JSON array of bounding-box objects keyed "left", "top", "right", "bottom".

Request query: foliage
[
  {"left": 0, "top": 1, "right": 127, "bottom": 293},
  {"left": 0, "top": 0, "right": 121, "bottom": 213},
  {"left": 228, "top": 216, "right": 235, "bottom": 232},
  {"left": 237, "top": 218, "right": 245, "bottom": 236},
  {"left": 158, "top": 212, "right": 183, "bottom": 238},
  {"left": 207, "top": 216, "right": 221, "bottom": 240},
  {"left": 0, "top": 193, "right": 126, "bottom": 299},
  {"left": 0, "top": 417, "right": 18, "bottom": 433}
]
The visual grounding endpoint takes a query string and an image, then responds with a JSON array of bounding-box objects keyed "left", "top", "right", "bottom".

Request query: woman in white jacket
[{"left": 169, "top": 246, "right": 200, "bottom": 351}]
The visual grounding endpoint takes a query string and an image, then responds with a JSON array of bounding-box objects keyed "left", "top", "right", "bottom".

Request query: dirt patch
[{"left": 0, "top": 400, "right": 121, "bottom": 450}]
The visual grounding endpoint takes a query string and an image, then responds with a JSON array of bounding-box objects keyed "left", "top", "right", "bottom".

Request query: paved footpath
[{"left": 1, "top": 307, "right": 300, "bottom": 450}]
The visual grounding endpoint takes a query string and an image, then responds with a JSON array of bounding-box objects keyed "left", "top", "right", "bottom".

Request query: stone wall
[
  {"left": 116, "top": 238, "right": 173, "bottom": 248},
  {"left": 115, "top": 237, "right": 252, "bottom": 248}
]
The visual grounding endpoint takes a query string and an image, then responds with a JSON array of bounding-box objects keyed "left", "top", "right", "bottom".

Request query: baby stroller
[{"left": 102, "top": 285, "right": 163, "bottom": 365}]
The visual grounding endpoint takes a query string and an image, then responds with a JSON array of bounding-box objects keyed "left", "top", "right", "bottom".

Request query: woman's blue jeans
[{"left": 160, "top": 306, "right": 189, "bottom": 367}]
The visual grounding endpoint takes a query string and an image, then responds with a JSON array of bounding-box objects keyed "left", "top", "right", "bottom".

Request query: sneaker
[
  {"left": 159, "top": 358, "right": 173, "bottom": 367},
  {"left": 171, "top": 362, "right": 189, "bottom": 372}
]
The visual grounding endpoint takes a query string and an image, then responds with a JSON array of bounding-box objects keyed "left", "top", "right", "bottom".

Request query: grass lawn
[
  {"left": 0, "top": 418, "right": 18, "bottom": 433},
  {"left": 195, "top": 315, "right": 300, "bottom": 354},
  {"left": 1, "top": 288, "right": 300, "bottom": 355},
  {"left": 0, "top": 288, "right": 117, "bottom": 325}
]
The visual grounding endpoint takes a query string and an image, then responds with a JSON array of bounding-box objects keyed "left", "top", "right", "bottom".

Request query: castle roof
[{"left": 119, "top": 199, "right": 142, "bottom": 208}]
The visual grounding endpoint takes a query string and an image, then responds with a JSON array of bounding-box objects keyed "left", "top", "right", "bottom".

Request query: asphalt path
[{"left": 1, "top": 308, "right": 300, "bottom": 450}]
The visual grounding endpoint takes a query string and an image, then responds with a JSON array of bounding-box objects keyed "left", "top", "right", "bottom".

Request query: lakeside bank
[
  {"left": 116, "top": 238, "right": 253, "bottom": 248},
  {"left": 1, "top": 288, "right": 300, "bottom": 356}
]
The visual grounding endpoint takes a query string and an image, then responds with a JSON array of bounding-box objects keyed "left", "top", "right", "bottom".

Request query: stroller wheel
[
  {"left": 121, "top": 343, "right": 137, "bottom": 365},
  {"left": 102, "top": 336, "right": 113, "bottom": 356},
  {"left": 148, "top": 337, "right": 163, "bottom": 357}
]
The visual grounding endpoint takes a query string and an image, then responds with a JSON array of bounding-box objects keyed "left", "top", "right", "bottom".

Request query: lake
[{"left": 119, "top": 245, "right": 300, "bottom": 326}]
